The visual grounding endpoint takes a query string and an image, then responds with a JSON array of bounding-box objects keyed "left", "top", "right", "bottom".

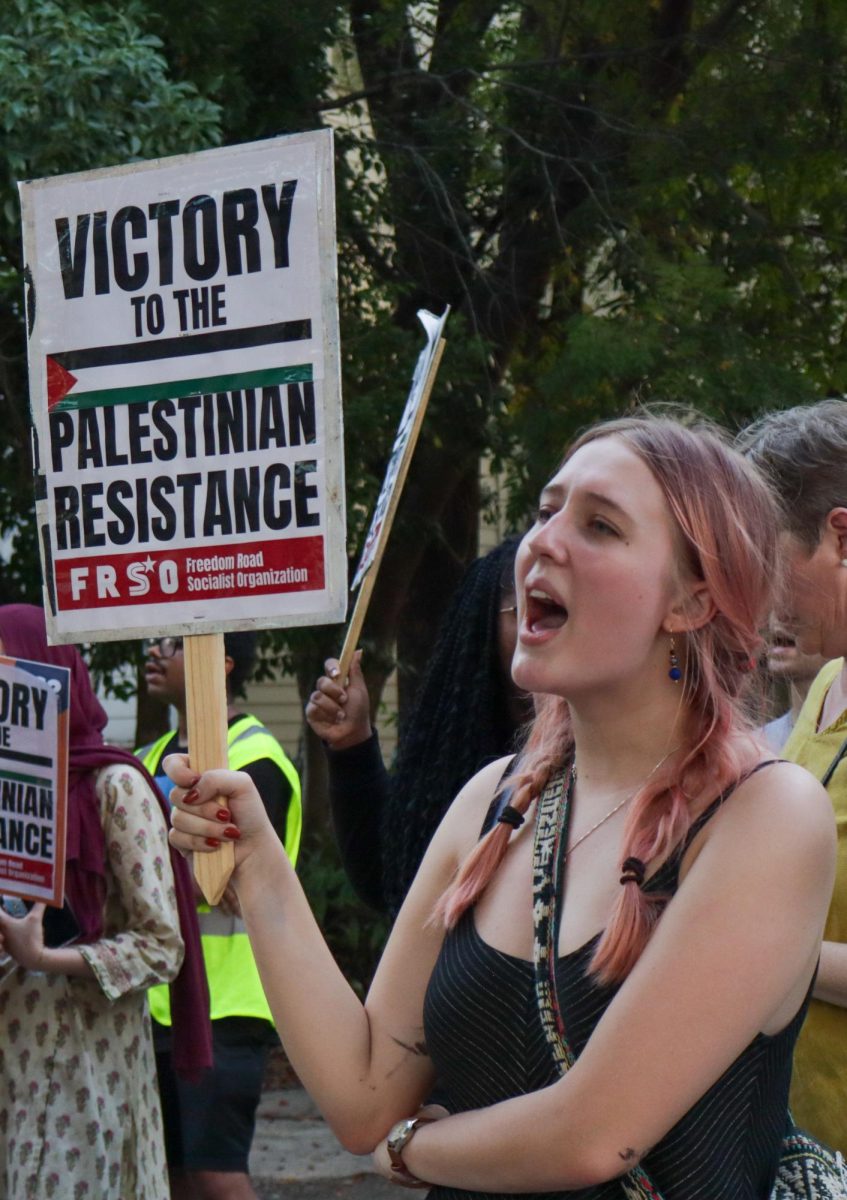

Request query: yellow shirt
[{"left": 782, "top": 657, "right": 847, "bottom": 1151}]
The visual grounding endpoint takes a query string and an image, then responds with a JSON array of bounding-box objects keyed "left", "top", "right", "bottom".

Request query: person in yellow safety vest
[{"left": 137, "top": 631, "right": 301, "bottom": 1200}]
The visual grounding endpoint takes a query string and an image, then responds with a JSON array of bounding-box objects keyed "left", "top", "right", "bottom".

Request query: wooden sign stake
[
  {"left": 184, "top": 632, "right": 234, "bottom": 905},
  {"left": 337, "top": 336, "right": 446, "bottom": 681}
]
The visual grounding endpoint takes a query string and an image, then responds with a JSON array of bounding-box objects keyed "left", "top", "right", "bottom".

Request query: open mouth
[
  {"left": 525, "top": 587, "right": 569, "bottom": 633},
  {"left": 769, "top": 632, "right": 796, "bottom": 649},
  {"left": 768, "top": 624, "right": 799, "bottom": 654}
]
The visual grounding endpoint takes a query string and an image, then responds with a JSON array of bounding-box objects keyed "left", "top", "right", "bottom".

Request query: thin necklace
[{"left": 565, "top": 745, "right": 681, "bottom": 859}]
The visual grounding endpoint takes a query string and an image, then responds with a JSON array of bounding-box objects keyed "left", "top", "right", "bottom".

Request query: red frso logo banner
[{"left": 55, "top": 536, "right": 325, "bottom": 610}]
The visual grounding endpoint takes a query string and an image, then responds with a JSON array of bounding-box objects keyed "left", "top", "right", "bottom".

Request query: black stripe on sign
[{"left": 51, "top": 319, "right": 312, "bottom": 370}]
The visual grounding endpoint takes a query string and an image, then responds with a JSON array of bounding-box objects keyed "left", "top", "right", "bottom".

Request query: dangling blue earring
[{"left": 668, "top": 634, "right": 682, "bottom": 682}]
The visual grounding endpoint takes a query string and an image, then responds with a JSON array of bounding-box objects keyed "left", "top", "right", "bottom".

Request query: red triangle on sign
[{"left": 46, "top": 357, "right": 78, "bottom": 409}]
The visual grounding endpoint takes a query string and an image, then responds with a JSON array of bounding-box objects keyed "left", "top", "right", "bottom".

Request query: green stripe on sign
[
  {"left": 0, "top": 769, "right": 53, "bottom": 788},
  {"left": 54, "top": 364, "right": 314, "bottom": 412}
]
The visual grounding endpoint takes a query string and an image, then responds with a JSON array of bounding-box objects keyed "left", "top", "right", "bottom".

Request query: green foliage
[
  {"left": 497, "top": 0, "right": 847, "bottom": 507},
  {"left": 143, "top": 0, "right": 343, "bottom": 146},
  {"left": 0, "top": 0, "right": 220, "bottom": 248},
  {"left": 0, "top": 0, "right": 220, "bottom": 635}
]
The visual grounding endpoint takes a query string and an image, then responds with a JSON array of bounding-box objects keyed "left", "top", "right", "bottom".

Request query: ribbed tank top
[{"left": 423, "top": 793, "right": 809, "bottom": 1199}]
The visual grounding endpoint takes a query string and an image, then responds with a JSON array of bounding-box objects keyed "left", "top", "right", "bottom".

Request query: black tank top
[{"left": 423, "top": 786, "right": 809, "bottom": 1199}]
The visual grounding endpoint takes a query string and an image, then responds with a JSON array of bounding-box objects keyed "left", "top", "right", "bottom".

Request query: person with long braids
[
  {"left": 306, "top": 537, "right": 528, "bottom": 916},
  {"left": 166, "top": 415, "right": 836, "bottom": 1198}
]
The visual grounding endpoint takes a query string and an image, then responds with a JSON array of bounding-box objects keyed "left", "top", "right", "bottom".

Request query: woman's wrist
[
  {"left": 16, "top": 944, "right": 46, "bottom": 972},
  {"left": 393, "top": 1117, "right": 435, "bottom": 1187},
  {"left": 38, "top": 945, "right": 95, "bottom": 978},
  {"left": 325, "top": 724, "right": 374, "bottom": 753},
  {"left": 232, "top": 834, "right": 291, "bottom": 906}
]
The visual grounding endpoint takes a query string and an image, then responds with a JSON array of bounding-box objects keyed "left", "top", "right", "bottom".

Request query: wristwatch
[{"left": 386, "top": 1115, "right": 434, "bottom": 1186}]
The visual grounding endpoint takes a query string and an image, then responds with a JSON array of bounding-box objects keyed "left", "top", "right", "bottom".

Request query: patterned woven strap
[
  {"left": 531, "top": 766, "right": 573, "bottom": 1073},
  {"left": 530, "top": 763, "right": 667, "bottom": 1200},
  {"left": 774, "top": 1130, "right": 847, "bottom": 1199}
]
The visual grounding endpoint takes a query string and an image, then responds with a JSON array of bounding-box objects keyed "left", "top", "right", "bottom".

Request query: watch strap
[{"left": 386, "top": 1115, "right": 435, "bottom": 1186}]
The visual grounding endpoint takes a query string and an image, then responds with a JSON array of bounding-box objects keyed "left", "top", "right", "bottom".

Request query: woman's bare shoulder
[
  {"left": 696, "top": 758, "right": 835, "bottom": 871},
  {"left": 432, "top": 754, "right": 519, "bottom": 855}
]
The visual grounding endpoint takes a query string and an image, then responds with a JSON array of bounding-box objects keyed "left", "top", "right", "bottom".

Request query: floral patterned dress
[{"left": 0, "top": 764, "right": 185, "bottom": 1200}]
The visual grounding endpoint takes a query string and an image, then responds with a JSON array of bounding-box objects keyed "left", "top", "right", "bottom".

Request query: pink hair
[{"left": 435, "top": 414, "right": 780, "bottom": 983}]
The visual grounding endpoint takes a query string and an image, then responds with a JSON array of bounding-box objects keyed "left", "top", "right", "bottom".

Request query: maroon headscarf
[{"left": 0, "top": 604, "right": 211, "bottom": 1079}]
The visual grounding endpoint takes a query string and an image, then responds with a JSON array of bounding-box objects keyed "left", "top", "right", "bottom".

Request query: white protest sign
[
  {"left": 0, "top": 656, "right": 70, "bottom": 905},
  {"left": 338, "top": 307, "right": 449, "bottom": 677},
  {"left": 20, "top": 130, "right": 345, "bottom": 643},
  {"left": 351, "top": 307, "right": 449, "bottom": 590}
]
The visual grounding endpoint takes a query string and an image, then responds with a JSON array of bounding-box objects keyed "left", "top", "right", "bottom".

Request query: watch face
[{"left": 388, "top": 1118, "right": 416, "bottom": 1153}]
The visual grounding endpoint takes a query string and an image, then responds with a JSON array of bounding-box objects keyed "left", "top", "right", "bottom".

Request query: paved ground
[
  {"left": 256, "top": 1180, "right": 398, "bottom": 1200},
  {"left": 251, "top": 1089, "right": 399, "bottom": 1200}
]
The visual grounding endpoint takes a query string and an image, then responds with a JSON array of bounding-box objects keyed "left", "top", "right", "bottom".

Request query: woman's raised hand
[
  {"left": 305, "top": 649, "right": 373, "bottom": 750},
  {"left": 0, "top": 900, "right": 46, "bottom": 972},
  {"left": 164, "top": 754, "right": 276, "bottom": 868}
]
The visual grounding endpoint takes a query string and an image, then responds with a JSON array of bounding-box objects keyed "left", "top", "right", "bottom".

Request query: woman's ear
[
  {"left": 663, "top": 581, "right": 716, "bottom": 634},
  {"left": 824, "top": 507, "right": 847, "bottom": 564}
]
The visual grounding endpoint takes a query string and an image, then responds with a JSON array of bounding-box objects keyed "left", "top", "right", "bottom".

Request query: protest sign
[
  {"left": 0, "top": 655, "right": 69, "bottom": 906},
  {"left": 21, "top": 130, "right": 345, "bottom": 902},
  {"left": 338, "top": 307, "right": 449, "bottom": 677},
  {"left": 20, "top": 129, "right": 345, "bottom": 644}
]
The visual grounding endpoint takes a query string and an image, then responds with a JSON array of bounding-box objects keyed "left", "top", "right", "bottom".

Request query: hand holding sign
[
  {"left": 305, "top": 650, "right": 372, "bottom": 750},
  {"left": 183, "top": 633, "right": 234, "bottom": 905},
  {"left": 0, "top": 900, "right": 47, "bottom": 972}
]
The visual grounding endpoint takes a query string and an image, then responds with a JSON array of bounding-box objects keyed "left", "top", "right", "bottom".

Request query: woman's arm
[
  {"left": 168, "top": 751, "right": 507, "bottom": 1151},
  {"left": 0, "top": 901, "right": 94, "bottom": 977},
  {"left": 814, "top": 940, "right": 847, "bottom": 1006},
  {"left": 306, "top": 652, "right": 390, "bottom": 910},
  {"left": 0, "top": 765, "right": 184, "bottom": 987},
  {"left": 78, "top": 763, "right": 185, "bottom": 999},
  {"left": 325, "top": 732, "right": 391, "bottom": 911}
]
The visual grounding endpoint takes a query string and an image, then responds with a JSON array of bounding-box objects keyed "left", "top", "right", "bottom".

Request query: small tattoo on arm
[{"left": 391, "top": 1037, "right": 429, "bottom": 1057}]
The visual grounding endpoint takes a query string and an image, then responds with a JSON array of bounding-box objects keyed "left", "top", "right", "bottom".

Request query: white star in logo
[{"left": 142, "top": 556, "right": 155, "bottom": 572}]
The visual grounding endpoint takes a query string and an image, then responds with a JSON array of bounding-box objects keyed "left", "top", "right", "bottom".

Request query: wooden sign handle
[{"left": 184, "top": 633, "right": 234, "bottom": 905}]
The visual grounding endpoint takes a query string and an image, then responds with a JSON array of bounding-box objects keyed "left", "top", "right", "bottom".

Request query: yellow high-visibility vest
[{"left": 139, "top": 715, "right": 301, "bottom": 1025}]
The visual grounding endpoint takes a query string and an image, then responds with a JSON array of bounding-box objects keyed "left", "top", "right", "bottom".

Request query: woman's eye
[
  {"left": 589, "top": 517, "right": 618, "bottom": 536},
  {"left": 536, "top": 505, "right": 555, "bottom": 524}
]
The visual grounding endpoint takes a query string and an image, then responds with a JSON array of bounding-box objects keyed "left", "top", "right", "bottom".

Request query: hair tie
[
  {"left": 497, "top": 805, "right": 525, "bottom": 830},
  {"left": 738, "top": 654, "right": 757, "bottom": 673},
  {"left": 619, "top": 856, "right": 646, "bottom": 886}
]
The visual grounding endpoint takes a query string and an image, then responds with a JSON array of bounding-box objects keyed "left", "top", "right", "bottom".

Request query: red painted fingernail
[
  {"left": 214, "top": 809, "right": 232, "bottom": 823},
  {"left": 223, "top": 826, "right": 241, "bottom": 840},
  {"left": 205, "top": 837, "right": 221, "bottom": 848},
  {"left": 188, "top": 774, "right": 201, "bottom": 787},
  {"left": 183, "top": 788, "right": 199, "bottom": 805}
]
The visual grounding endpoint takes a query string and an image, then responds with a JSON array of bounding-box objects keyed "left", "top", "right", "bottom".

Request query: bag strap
[
  {"left": 530, "top": 763, "right": 666, "bottom": 1200},
  {"left": 821, "top": 734, "right": 847, "bottom": 789}
]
